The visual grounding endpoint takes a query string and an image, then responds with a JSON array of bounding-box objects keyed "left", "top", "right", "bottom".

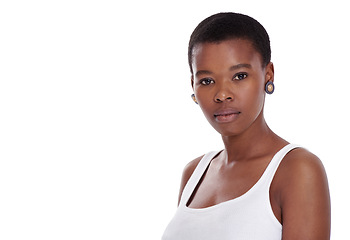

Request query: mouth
[{"left": 214, "top": 109, "right": 241, "bottom": 123}]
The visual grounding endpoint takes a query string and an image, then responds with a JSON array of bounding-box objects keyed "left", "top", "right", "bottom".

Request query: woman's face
[{"left": 191, "top": 39, "right": 274, "bottom": 137}]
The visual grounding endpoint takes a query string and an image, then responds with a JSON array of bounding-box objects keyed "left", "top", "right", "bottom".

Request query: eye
[
  {"left": 199, "top": 78, "right": 215, "bottom": 85},
  {"left": 233, "top": 72, "right": 248, "bottom": 81}
]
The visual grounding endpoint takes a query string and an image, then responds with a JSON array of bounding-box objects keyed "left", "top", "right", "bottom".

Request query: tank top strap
[
  {"left": 179, "top": 151, "right": 220, "bottom": 207},
  {"left": 262, "top": 143, "right": 301, "bottom": 187}
]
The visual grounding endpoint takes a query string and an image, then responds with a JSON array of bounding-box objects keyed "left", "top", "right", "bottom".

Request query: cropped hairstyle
[{"left": 188, "top": 12, "right": 271, "bottom": 73}]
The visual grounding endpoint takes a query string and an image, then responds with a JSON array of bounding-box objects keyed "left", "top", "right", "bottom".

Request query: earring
[
  {"left": 191, "top": 94, "right": 198, "bottom": 104},
  {"left": 265, "top": 81, "right": 275, "bottom": 94}
]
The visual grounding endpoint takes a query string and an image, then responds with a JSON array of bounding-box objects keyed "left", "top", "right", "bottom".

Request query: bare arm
[{"left": 278, "top": 149, "right": 331, "bottom": 240}]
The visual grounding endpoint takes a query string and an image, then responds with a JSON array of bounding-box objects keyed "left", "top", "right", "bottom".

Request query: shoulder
[
  {"left": 275, "top": 147, "right": 329, "bottom": 199},
  {"left": 177, "top": 155, "right": 204, "bottom": 205},
  {"left": 274, "top": 147, "right": 331, "bottom": 239},
  {"left": 277, "top": 147, "right": 328, "bottom": 186}
]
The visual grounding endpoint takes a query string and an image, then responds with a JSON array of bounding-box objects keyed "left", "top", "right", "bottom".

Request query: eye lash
[
  {"left": 199, "top": 78, "right": 215, "bottom": 85},
  {"left": 233, "top": 72, "right": 248, "bottom": 81}
]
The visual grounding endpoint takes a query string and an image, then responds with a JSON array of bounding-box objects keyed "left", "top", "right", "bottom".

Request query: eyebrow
[
  {"left": 229, "top": 63, "right": 252, "bottom": 71},
  {"left": 195, "top": 63, "right": 252, "bottom": 77}
]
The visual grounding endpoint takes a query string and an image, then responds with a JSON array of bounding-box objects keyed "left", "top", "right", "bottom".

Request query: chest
[{"left": 186, "top": 159, "right": 270, "bottom": 209}]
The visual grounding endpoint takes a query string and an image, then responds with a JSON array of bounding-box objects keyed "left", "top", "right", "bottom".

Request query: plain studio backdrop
[{"left": 0, "top": 0, "right": 348, "bottom": 239}]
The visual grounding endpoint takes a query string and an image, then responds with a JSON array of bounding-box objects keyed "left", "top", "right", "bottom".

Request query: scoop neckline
[{"left": 183, "top": 143, "right": 292, "bottom": 212}]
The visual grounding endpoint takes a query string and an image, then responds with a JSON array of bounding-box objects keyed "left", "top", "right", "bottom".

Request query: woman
[{"left": 162, "top": 13, "right": 331, "bottom": 240}]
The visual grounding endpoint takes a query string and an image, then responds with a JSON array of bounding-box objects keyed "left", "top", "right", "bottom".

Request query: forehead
[{"left": 192, "top": 39, "right": 263, "bottom": 71}]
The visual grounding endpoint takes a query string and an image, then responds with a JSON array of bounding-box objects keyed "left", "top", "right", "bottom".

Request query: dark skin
[{"left": 178, "top": 39, "right": 331, "bottom": 239}]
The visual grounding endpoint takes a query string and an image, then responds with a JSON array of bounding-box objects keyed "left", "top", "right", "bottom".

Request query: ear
[
  {"left": 191, "top": 75, "right": 194, "bottom": 90},
  {"left": 265, "top": 62, "right": 274, "bottom": 84}
]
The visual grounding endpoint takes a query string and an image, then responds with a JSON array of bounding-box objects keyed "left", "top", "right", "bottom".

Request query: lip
[{"left": 214, "top": 108, "right": 241, "bottom": 123}]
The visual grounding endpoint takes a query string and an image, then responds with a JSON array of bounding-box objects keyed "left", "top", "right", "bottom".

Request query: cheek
[
  {"left": 240, "top": 82, "right": 265, "bottom": 114},
  {"left": 194, "top": 87, "right": 212, "bottom": 105},
  {"left": 195, "top": 89, "right": 216, "bottom": 119},
  {"left": 196, "top": 93, "right": 212, "bottom": 116}
]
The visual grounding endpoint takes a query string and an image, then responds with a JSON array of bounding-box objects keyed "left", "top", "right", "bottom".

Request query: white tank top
[{"left": 162, "top": 144, "right": 299, "bottom": 240}]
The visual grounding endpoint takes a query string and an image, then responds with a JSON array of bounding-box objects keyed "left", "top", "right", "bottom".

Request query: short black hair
[{"left": 188, "top": 12, "right": 271, "bottom": 73}]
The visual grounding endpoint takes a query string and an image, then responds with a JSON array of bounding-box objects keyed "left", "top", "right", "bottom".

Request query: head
[{"left": 189, "top": 13, "right": 274, "bottom": 137}]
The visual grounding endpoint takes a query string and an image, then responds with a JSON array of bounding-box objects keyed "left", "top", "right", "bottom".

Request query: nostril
[{"left": 215, "top": 96, "right": 233, "bottom": 102}]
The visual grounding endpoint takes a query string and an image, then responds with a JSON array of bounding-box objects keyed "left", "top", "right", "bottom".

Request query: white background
[{"left": 0, "top": 0, "right": 349, "bottom": 239}]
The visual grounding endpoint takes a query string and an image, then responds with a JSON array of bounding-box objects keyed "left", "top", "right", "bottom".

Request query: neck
[{"left": 221, "top": 115, "right": 282, "bottom": 163}]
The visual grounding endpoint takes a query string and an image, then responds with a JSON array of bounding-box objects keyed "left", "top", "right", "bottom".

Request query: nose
[{"left": 214, "top": 84, "right": 234, "bottom": 103}]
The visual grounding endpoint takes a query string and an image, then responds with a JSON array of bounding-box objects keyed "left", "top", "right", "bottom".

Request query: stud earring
[
  {"left": 265, "top": 81, "right": 275, "bottom": 94},
  {"left": 191, "top": 94, "right": 198, "bottom": 104}
]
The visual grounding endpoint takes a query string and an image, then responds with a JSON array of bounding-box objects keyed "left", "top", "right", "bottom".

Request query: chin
[{"left": 212, "top": 125, "right": 245, "bottom": 138}]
